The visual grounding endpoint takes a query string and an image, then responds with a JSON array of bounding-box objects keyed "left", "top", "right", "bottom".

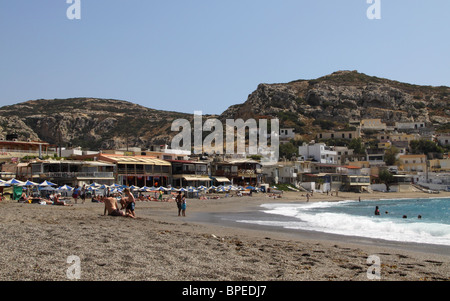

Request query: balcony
[{"left": 35, "top": 172, "right": 114, "bottom": 179}]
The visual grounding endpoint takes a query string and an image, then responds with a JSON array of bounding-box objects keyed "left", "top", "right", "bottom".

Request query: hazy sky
[{"left": 1, "top": 0, "right": 449, "bottom": 114}]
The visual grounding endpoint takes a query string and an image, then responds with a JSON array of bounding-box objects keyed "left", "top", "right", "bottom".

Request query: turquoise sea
[{"left": 236, "top": 197, "right": 450, "bottom": 246}]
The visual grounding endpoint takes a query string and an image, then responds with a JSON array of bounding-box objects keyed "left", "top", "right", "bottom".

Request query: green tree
[
  {"left": 410, "top": 139, "right": 444, "bottom": 155},
  {"left": 279, "top": 142, "right": 298, "bottom": 160},
  {"left": 348, "top": 138, "right": 366, "bottom": 155},
  {"left": 384, "top": 146, "right": 399, "bottom": 166},
  {"left": 379, "top": 169, "right": 394, "bottom": 192}
]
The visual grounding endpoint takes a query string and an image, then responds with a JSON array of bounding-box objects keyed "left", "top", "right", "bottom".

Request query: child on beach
[{"left": 123, "top": 188, "right": 136, "bottom": 218}]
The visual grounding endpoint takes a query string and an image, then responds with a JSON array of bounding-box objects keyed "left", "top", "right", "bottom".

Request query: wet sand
[{"left": 0, "top": 190, "right": 449, "bottom": 281}]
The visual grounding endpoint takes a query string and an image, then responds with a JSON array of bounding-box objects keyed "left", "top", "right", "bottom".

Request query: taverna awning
[{"left": 105, "top": 155, "right": 171, "bottom": 166}]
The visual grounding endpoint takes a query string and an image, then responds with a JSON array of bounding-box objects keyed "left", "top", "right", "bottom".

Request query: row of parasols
[{"left": 0, "top": 178, "right": 267, "bottom": 193}]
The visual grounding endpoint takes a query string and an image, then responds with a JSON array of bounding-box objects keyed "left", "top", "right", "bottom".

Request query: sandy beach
[{"left": 0, "top": 190, "right": 449, "bottom": 281}]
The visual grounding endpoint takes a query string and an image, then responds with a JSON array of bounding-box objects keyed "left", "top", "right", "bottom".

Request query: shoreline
[
  {"left": 189, "top": 193, "right": 450, "bottom": 256},
  {"left": 0, "top": 190, "right": 449, "bottom": 281}
]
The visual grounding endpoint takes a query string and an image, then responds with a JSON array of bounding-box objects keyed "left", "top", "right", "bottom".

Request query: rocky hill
[
  {"left": 220, "top": 70, "right": 450, "bottom": 138},
  {"left": 0, "top": 71, "right": 449, "bottom": 150},
  {"left": 0, "top": 98, "right": 193, "bottom": 150}
]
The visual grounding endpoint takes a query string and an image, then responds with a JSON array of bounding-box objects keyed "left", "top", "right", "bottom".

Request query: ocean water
[{"left": 236, "top": 197, "right": 450, "bottom": 246}]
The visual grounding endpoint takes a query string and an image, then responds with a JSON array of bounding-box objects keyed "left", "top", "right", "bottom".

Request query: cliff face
[
  {"left": 220, "top": 71, "right": 449, "bottom": 133},
  {"left": 1, "top": 71, "right": 449, "bottom": 150}
]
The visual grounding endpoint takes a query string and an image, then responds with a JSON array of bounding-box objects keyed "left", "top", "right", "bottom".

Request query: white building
[
  {"left": 280, "top": 128, "right": 295, "bottom": 141},
  {"left": 395, "top": 122, "right": 425, "bottom": 131},
  {"left": 436, "top": 134, "right": 450, "bottom": 146},
  {"left": 298, "top": 142, "right": 337, "bottom": 164}
]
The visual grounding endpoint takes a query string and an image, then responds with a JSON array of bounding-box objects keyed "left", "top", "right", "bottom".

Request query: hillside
[
  {"left": 0, "top": 98, "right": 193, "bottom": 150},
  {"left": 1, "top": 71, "right": 449, "bottom": 150},
  {"left": 220, "top": 70, "right": 450, "bottom": 138}
]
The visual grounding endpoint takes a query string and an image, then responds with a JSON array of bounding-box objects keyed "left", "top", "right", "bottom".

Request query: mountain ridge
[{"left": 1, "top": 70, "right": 449, "bottom": 150}]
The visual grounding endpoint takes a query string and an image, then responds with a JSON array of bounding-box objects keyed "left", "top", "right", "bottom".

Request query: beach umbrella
[
  {"left": 41, "top": 186, "right": 56, "bottom": 191},
  {"left": 6, "top": 178, "right": 25, "bottom": 186},
  {"left": 23, "top": 180, "right": 39, "bottom": 186},
  {"left": 129, "top": 185, "right": 140, "bottom": 191},
  {"left": 0, "top": 180, "right": 10, "bottom": 187},
  {"left": 39, "top": 180, "right": 57, "bottom": 187},
  {"left": 89, "top": 182, "right": 101, "bottom": 188},
  {"left": 138, "top": 186, "right": 151, "bottom": 192},
  {"left": 197, "top": 185, "right": 207, "bottom": 191},
  {"left": 158, "top": 186, "right": 168, "bottom": 191},
  {"left": 58, "top": 184, "right": 73, "bottom": 191}
]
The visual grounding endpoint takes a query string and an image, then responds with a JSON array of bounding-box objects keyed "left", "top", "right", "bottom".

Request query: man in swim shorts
[{"left": 103, "top": 196, "right": 134, "bottom": 218}]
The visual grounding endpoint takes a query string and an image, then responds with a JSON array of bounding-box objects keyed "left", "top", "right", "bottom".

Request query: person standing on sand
[
  {"left": 181, "top": 193, "right": 187, "bottom": 217},
  {"left": 72, "top": 185, "right": 80, "bottom": 204},
  {"left": 103, "top": 196, "right": 134, "bottom": 218},
  {"left": 80, "top": 184, "right": 86, "bottom": 204},
  {"left": 175, "top": 191, "right": 182, "bottom": 216}
]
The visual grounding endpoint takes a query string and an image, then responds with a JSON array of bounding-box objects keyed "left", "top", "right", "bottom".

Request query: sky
[{"left": 0, "top": 0, "right": 449, "bottom": 115}]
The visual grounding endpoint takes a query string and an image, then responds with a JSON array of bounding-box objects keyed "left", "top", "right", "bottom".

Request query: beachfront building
[
  {"left": 414, "top": 172, "right": 450, "bottom": 191},
  {"left": 210, "top": 158, "right": 262, "bottom": 186},
  {"left": 142, "top": 144, "right": 191, "bottom": 161},
  {"left": 301, "top": 163, "right": 370, "bottom": 192},
  {"left": 340, "top": 165, "right": 371, "bottom": 192},
  {"left": 261, "top": 160, "right": 312, "bottom": 186},
  {"left": 76, "top": 153, "right": 172, "bottom": 187},
  {"left": 167, "top": 159, "right": 211, "bottom": 188},
  {"left": 298, "top": 142, "right": 337, "bottom": 164},
  {"left": 27, "top": 159, "right": 115, "bottom": 186},
  {"left": 0, "top": 138, "right": 52, "bottom": 162}
]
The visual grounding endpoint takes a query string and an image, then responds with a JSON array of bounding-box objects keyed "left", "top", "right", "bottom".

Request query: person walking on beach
[
  {"left": 181, "top": 193, "right": 187, "bottom": 217},
  {"left": 175, "top": 191, "right": 183, "bottom": 216}
]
